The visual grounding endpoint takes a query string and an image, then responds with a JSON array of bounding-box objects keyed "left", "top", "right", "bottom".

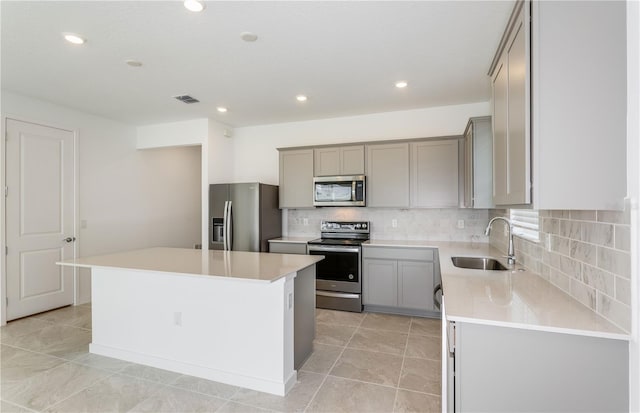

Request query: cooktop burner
[{"left": 307, "top": 220, "right": 371, "bottom": 246}]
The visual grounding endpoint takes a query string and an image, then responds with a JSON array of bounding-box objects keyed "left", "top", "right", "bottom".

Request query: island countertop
[{"left": 58, "top": 247, "right": 323, "bottom": 283}]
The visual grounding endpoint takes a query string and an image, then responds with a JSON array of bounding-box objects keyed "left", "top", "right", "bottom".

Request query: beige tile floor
[{"left": 1, "top": 305, "right": 441, "bottom": 413}]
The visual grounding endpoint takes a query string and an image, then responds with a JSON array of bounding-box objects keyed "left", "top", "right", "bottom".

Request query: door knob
[{"left": 63, "top": 237, "right": 76, "bottom": 243}]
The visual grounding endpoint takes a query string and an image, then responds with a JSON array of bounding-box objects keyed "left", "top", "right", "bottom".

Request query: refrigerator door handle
[
  {"left": 227, "top": 201, "right": 233, "bottom": 251},
  {"left": 223, "top": 201, "right": 229, "bottom": 251}
]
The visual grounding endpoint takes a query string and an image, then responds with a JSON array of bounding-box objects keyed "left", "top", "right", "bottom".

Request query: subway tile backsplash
[
  {"left": 490, "top": 206, "right": 632, "bottom": 333},
  {"left": 286, "top": 208, "right": 489, "bottom": 242}
]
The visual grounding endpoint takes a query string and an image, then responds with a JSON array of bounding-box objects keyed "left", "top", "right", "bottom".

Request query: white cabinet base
[
  {"left": 90, "top": 267, "right": 310, "bottom": 396},
  {"left": 450, "top": 321, "right": 628, "bottom": 412}
]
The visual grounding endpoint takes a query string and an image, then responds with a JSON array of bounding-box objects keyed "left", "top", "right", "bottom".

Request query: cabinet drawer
[
  {"left": 362, "top": 247, "right": 434, "bottom": 261},
  {"left": 269, "top": 242, "right": 307, "bottom": 255}
]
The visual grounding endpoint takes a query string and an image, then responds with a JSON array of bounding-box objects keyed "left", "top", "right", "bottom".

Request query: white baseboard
[{"left": 90, "top": 343, "right": 297, "bottom": 396}]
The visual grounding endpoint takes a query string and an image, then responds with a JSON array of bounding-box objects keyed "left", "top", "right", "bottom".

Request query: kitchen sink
[{"left": 451, "top": 256, "right": 509, "bottom": 271}]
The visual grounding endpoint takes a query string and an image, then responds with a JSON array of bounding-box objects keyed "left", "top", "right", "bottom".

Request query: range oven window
[{"left": 309, "top": 249, "right": 359, "bottom": 283}]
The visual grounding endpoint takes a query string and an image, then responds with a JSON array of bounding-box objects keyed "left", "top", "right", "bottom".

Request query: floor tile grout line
[
  {"left": 323, "top": 373, "right": 401, "bottom": 391},
  {"left": 393, "top": 318, "right": 414, "bottom": 412},
  {"left": 39, "top": 370, "right": 117, "bottom": 412},
  {"left": 0, "top": 398, "right": 41, "bottom": 413},
  {"left": 149, "top": 376, "right": 240, "bottom": 402},
  {"left": 302, "top": 313, "right": 365, "bottom": 412}
]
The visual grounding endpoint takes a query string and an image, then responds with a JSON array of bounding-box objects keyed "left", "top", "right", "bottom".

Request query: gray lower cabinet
[
  {"left": 363, "top": 259, "right": 398, "bottom": 307},
  {"left": 446, "top": 319, "right": 629, "bottom": 412},
  {"left": 362, "top": 246, "right": 439, "bottom": 316},
  {"left": 268, "top": 241, "right": 307, "bottom": 255}
]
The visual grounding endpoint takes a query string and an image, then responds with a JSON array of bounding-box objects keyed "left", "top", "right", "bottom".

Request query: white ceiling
[{"left": 1, "top": 1, "right": 514, "bottom": 127}]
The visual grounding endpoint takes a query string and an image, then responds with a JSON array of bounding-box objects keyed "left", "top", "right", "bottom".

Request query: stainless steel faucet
[{"left": 484, "top": 217, "right": 516, "bottom": 266}]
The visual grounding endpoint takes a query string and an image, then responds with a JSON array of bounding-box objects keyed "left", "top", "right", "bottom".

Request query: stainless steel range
[{"left": 307, "top": 220, "right": 369, "bottom": 312}]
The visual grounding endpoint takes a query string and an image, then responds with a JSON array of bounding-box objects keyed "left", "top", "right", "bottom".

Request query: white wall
[
  {"left": 0, "top": 91, "right": 202, "bottom": 314},
  {"left": 208, "top": 119, "right": 235, "bottom": 184},
  {"left": 137, "top": 119, "right": 208, "bottom": 149},
  {"left": 231, "top": 102, "right": 490, "bottom": 185}
]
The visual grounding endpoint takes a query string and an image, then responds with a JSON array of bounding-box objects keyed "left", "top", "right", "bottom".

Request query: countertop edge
[
  {"left": 447, "top": 314, "right": 630, "bottom": 341},
  {"left": 56, "top": 248, "right": 323, "bottom": 283},
  {"left": 434, "top": 242, "right": 628, "bottom": 340},
  {"left": 57, "top": 261, "right": 297, "bottom": 284}
]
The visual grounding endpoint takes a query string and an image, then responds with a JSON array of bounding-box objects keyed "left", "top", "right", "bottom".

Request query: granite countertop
[
  {"left": 365, "top": 240, "right": 628, "bottom": 340},
  {"left": 58, "top": 247, "right": 323, "bottom": 283},
  {"left": 268, "top": 236, "right": 318, "bottom": 244}
]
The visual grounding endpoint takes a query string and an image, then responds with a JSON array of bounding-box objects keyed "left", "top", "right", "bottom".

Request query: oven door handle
[
  {"left": 308, "top": 245, "right": 360, "bottom": 253},
  {"left": 316, "top": 291, "right": 360, "bottom": 299}
]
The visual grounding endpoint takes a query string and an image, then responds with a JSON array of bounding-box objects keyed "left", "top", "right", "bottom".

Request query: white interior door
[{"left": 5, "top": 119, "right": 75, "bottom": 320}]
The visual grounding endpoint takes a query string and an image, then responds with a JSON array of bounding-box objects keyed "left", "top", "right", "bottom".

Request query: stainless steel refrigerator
[{"left": 209, "top": 183, "right": 281, "bottom": 252}]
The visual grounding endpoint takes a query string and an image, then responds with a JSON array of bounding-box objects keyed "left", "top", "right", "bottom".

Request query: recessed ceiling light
[
  {"left": 125, "top": 60, "right": 143, "bottom": 67},
  {"left": 217, "top": 107, "right": 228, "bottom": 113},
  {"left": 63, "top": 33, "right": 86, "bottom": 45},
  {"left": 395, "top": 81, "right": 408, "bottom": 89},
  {"left": 296, "top": 95, "right": 308, "bottom": 102},
  {"left": 240, "top": 32, "right": 258, "bottom": 42},
  {"left": 184, "top": 0, "right": 205, "bottom": 12}
]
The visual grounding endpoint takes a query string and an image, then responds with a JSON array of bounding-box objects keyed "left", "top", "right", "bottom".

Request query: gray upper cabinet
[
  {"left": 278, "top": 149, "right": 314, "bottom": 208},
  {"left": 463, "top": 117, "right": 494, "bottom": 209},
  {"left": 490, "top": 0, "right": 626, "bottom": 210},
  {"left": 366, "top": 142, "right": 410, "bottom": 207},
  {"left": 410, "top": 139, "right": 460, "bottom": 208},
  {"left": 490, "top": 1, "right": 531, "bottom": 206},
  {"left": 314, "top": 145, "right": 365, "bottom": 176},
  {"left": 531, "top": 0, "right": 626, "bottom": 210}
]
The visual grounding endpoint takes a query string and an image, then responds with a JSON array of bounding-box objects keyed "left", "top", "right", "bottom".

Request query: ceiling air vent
[{"left": 174, "top": 95, "right": 200, "bottom": 104}]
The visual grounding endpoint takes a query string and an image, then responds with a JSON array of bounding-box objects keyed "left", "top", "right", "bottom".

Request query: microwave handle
[{"left": 352, "top": 181, "right": 356, "bottom": 202}]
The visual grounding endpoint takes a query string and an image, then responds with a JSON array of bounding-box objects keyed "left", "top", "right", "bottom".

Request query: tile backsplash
[
  {"left": 489, "top": 207, "right": 631, "bottom": 333},
  {"left": 286, "top": 208, "right": 489, "bottom": 242}
]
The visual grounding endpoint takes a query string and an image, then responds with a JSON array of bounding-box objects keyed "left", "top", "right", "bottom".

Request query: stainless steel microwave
[{"left": 313, "top": 175, "right": 366, "bottom": 207}]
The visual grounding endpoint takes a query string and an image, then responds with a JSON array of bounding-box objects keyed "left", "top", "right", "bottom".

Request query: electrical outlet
[
  {"left": 392, "top": 219, "right": 398, "bottom": 228},
  {"left": 303, "top": 218, "right": 309, "bottom": 226},
  {"left": 457, "top": 219, "right": 465, "bottom": 229}
]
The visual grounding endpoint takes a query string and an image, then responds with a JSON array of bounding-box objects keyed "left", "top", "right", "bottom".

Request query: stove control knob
[
  {"left": 355, "top": 224, "right": 361, "bottom": 229},
  {"left": 348, "top": 274, "right": 354, "bottom": 280},
  {"left": 362, "top": 223, "right": 367, "bottom": 229}
]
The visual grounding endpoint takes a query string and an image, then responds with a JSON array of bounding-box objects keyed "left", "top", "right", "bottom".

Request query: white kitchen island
[{"left": 58, "top": 247, "right": 323, "bottom": 396}]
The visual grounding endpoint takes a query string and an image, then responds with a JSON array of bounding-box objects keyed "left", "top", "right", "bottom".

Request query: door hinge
[{"left": 4, "top": 186, "right": 7, "bottom": 197}]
